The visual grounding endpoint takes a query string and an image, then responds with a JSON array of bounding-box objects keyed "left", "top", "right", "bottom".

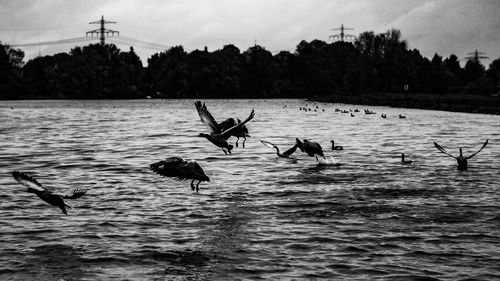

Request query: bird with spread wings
[{"left": 11, "top": 171, "right": 87, "bottom": 215}]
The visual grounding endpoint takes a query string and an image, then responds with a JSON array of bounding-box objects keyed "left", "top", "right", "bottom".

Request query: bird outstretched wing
[
  {"left": 195, "top": 101, "right": 220, "bottom": 134},
  {"left": 466, "top": 139, "right": 489, "bottom": 159},
  {"left": 60, "top": 188, "right": 87, "bottom": 200},
  {"left": 433, "top": 142, "right": 457, "bottom": 159},
  {"left": 220, "top": 109, "right": 255, "bottom": 139},
  {"left": 282, "top": 144, "right": 299, "bottom": 157},
  {"left": 11, "top": 171, "right": 46, "bottom": 193},
  {"left": 260, "top": 140, "right": 279, "bottom": 152}
]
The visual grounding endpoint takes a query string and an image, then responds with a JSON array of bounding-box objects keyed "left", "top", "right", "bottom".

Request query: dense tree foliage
[{"left": 1, "top": 29, "right": 499, "bottom": 102}]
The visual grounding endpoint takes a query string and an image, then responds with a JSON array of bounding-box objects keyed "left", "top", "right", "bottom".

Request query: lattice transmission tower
[
  {"left": 86, "top": 15, "right": 119, "bottom": 45},
  {"left": 465, "top": 50, "right": 489, "bottom": 63},
  {"left": 329, "top": 24, "right": 356, "bottom": 42}
]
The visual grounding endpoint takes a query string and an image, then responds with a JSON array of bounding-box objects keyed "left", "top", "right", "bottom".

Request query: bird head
[{"left": 459, "top": 148, "right": 463, "bottom": 156}]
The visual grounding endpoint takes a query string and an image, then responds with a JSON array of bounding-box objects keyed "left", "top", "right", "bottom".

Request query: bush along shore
[{"left": 2, "top": 28, "right": 500, "bottom": 114}]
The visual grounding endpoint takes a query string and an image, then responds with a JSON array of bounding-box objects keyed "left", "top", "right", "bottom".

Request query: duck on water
[
  {"left": 433, "top": 139, "right": 489, "bottom": 170},
  {"left": 11, "top": 171, "right": 87, "bottom": 215},
  {"left": 150, "top": 157, "right": 210, "bottom": 192},
  {"left": 195, "top": 101, "right": 255, "bottom": 155}
]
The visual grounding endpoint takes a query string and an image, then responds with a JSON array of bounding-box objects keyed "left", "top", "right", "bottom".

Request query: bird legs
[
  {"left": 222, "top": 148, "right": 232, "bottom": 155},
  {"left": 235, "top": 137, "right": 247, "bottom": 148},
  {"left": 190, "top": 179, "right": 201, "bottom": 192}
]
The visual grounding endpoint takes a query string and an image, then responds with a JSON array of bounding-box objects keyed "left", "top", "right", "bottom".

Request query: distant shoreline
[
  {"left": 310, "top": 92, "right": 500, "bottom": 115},
  {"left": 2, "top": 93, "right": 500, "bottom": 115}
]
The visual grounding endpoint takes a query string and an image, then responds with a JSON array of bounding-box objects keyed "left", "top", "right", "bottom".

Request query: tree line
[{"left": 1, "top": 28, "right": 500, "bottom": 100}]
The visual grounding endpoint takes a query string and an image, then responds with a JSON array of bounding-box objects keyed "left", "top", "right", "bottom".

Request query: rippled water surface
[{"left": 1, "top": 99, "right": 499, "bottom": 280}]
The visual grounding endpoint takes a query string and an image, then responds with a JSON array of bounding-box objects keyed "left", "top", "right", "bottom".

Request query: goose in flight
[
  {"left": 195, "top": 101, "right": 255, "bottom": 155},
  {"left": 11, "top": 171, "right": 87, "bottom": 215},
  {"left": 330, "top": 140, "right": 343, "bottom": 151},
  {"left": 296, "top": 138, "right": 326, "bottom": 161},
  {"left": 401, "top": 153, "right": 413, "bottom": 164},
  {"left": 150, "top": 157, "right": 210, "bottom": 192},
  {"left": 218, "top": 118, "right": 251, "bottom": 148},
  {"left": 433, "top": 139, "right": 489, "bottom": 170},
  {"left": 260, "top": 140, "right": 299, "bottom": 158}
]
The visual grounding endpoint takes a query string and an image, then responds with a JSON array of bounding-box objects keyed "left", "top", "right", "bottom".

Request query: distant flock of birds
[
  {"left": 11, "top": 101, "right": 490, "bottom": 215},
  {"left": 299, "top": 106, "right": 406, "bottom": 119}
]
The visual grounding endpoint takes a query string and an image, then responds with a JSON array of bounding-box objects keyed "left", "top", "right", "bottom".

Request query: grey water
[{"left": 0, "top": 99, "right": 499, "bottom": 281}]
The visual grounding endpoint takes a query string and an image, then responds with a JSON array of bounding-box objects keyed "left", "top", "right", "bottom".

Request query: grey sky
[{"left": 1, "top": 0, "right": 498, "bottom": 66}]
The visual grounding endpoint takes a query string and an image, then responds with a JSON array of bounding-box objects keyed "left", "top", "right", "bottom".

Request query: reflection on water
[{"left": 0, "top": 99, "right": 499, "bottom": 280}]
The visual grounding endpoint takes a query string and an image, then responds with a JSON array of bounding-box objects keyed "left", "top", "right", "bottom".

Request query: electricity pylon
[
  {"left": 86, "top": 15, "right": 119, "bottom": 45},
  {"left": 465, "top": 50, "right": 489, "bottom": 63},
  {"left": 329, "top": 24, "right": 355, "bottom": 42}
]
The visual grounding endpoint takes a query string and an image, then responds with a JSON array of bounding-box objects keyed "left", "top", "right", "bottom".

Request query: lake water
[{"left": 0, "top": 99, "right": 499, "bottom": 280}]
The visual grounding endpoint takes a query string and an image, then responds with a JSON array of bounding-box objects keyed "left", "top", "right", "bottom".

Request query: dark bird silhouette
[
  {"left": 296, "top": 138, "right": 325, "bottom": 160},
  {"left": 399, "top": 114, "right": 406, "bottom": 118},
  {"left": 401, "top": 153, "right": 413, "bottom": 164},
  {"left": 381, "top": 114, "right": 387, "bottom": 118},
  {"left": 150, "top": 157, "right": 210, "bottom": 192},
  {"left": 218, "top": 118, "right": 250, "bottom": 148},
  {"left": 331, "top": 140, "right": 343, "bottom": 151},
  {"left": 433, "top": 139, "right": 489, "bottom": 170},
  {"left": 11, "top": 171, "right": 87, "bottom": 215},
  {"left": 195, "top": 101, "right": 255, "bottom": 155},
  {"left": 260, "top": 140, "right": 299, "bottom": 158}
]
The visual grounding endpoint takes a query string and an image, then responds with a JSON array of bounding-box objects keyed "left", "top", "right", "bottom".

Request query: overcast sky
[{"left": 1, "top": 0, "right": 499, "bottom": 66}]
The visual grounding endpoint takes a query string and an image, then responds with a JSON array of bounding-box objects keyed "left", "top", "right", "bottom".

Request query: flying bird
[
  {"left": 296, "top": 138, "right": 326, "bottom": 161},
  {"left": 195, "top": 101, "right": 255, "bottom": 155},
  {"left": 11, "top": 171, "right": 87, "bottom": 215},
  {"left": 433, "top": 139, "right": 489, "bottom": 170},
  {"left": 330, "top": 140, "right": 343, "bottom": 151},
  {"left": 401, "top": 153, "right": 413, "bottom": 164},
  {"left": 218, "top": 118, "right": 251, "bottom": 148},
  {"left": 260, "top": 140, "right": 299, "bottom": 158},
  {"left": 150, "top": 157, "right": 210, "bottom": 192}
]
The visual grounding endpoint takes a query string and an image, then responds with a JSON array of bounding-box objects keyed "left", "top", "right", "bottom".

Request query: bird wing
[
  {"left": 466, "top": 139, "right": 489, "bottom": 159},
  {"left": 11, "top": 171, "right": 46, "bottom": 192},
  {"left": 195, "top": 101, "right": 220, "bottom": 134},
  {"left": 59, "top": 188, "right": 87, "bottom": 200},
  {"left": 433, "top": 142, "right": 457, "bottom": 159},
  {"left": 220, "top": 109, "right": 255, "bottom": 139},
  {"left": 218, "top": 118, "right": 237, "bottom": 132},
  {"left": 282, "top": 144, "right": 299, "bottom": 157},
  {"left": 184, "top": 161, "right": 208, "bottom": 180},
  {"left": 260, "top": 140, "right": 279, "bottom": 152},
  {"left": 150, "top": 158, "right": 185, "bottom": 178}
]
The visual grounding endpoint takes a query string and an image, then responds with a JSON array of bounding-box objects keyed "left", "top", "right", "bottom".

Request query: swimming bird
[
  {"left": 11, "top": 171, "right": 87, "bottom": 215},
  {"left": 401, "top": 153, "right": 413, "bottom": 164},
  {"left": 218, "top": 118, "right": 250, "bottom": 148},
  {"left": 433, "top": 139, "right": 489, "bottom": 170},
  {"left": 330, "top": 140, "right": 344, "bottom": 151},
  {"left": 195, "top": 101, "right": 255, "bottom": 155},
  {"left": 381, "top": 114, "right": 387, "bottom": 118},
  {"left": 399, "top": 114, "right": 406, "bottom": 118},
  {"left": 260, "top": 140, "right": 299, "bottom": 158},
  {"left": 150, "top": 157, "right": 210, "bottom": 192},
  {"left": 296, "top": 138, "right": 326, "bottom": 160}
]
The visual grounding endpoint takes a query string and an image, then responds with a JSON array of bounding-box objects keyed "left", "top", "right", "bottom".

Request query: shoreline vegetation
[{"left": 2, "top": 28, "right": 500, "bottom": 115}]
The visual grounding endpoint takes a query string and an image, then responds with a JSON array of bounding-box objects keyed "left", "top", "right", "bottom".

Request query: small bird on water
[
  {"left": 195, "top": 101, "right": 255, "bottom": 155},
  {"left": 260, "top": 140, "right": 299, "bottom": 158},
  {"left": 330, "top": 140, "right": 343, "bottom": 151},
  {"left": 401, "top": 153, "right": 413, "bottom": 164},
  {"left": 11, "top": 171, "right": 87, "bottom": 215},
  {"left": 150, "top": 157, "right": 210, "bottom": 192},
  {"left": 433, "top": 139, "right": 489, "bottom": 170},
  {"left": 296, "top": 138, "right": 326, "bottom": 161}
]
